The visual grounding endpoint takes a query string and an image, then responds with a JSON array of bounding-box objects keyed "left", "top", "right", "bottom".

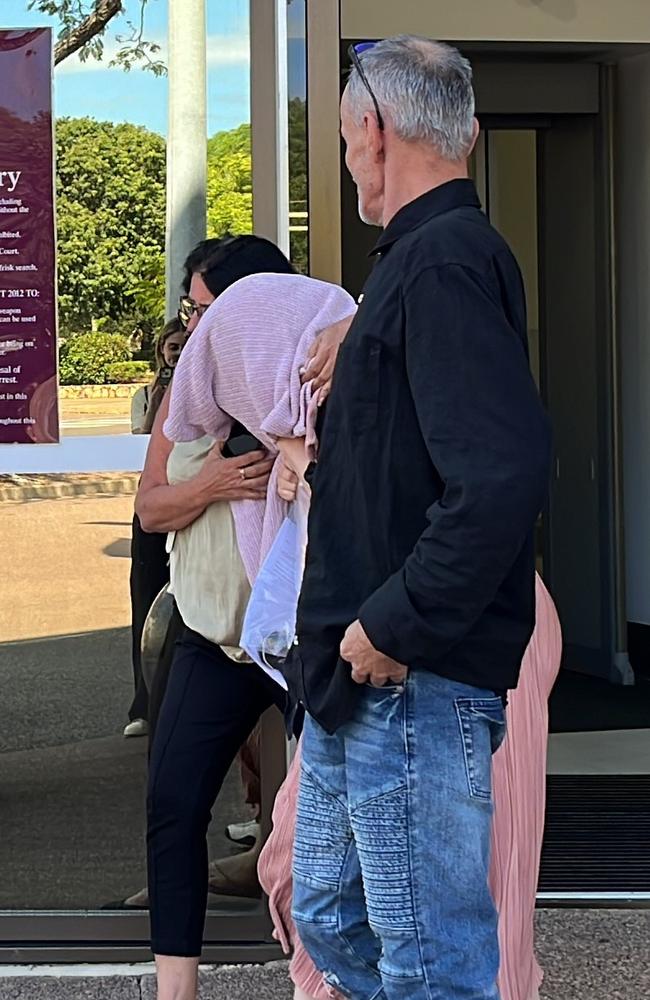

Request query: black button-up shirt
[{"left": 284, "top": 179, "right": 552, "bottom": 734}]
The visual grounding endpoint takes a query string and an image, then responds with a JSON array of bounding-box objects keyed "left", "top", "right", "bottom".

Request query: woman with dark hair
[{"left": 134, "top": 235, "right": 298, "bottom": 738}]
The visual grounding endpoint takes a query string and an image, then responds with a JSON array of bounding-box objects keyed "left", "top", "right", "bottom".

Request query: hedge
[
  {"left": 59, "top": 332, "right": 131, "bottom": 386},
  {"left": 106, "top": 361, "right": 152, "bottom": 384}
]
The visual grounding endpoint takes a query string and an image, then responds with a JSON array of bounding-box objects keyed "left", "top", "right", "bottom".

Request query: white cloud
[
  {"left": 207, "top": 33, "right": 249, "bottom": 67},
  {"left": 55, "top": 32, "right": 249, "bottom": 75}
]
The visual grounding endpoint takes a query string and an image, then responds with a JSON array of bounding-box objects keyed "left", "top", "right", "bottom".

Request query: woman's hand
[
  {"left": 277, "top": 438, "right": 310, "bottom": 481},
  {"left": 300, "top": 316, "right": 354, "bottom": 404},
  {"left": 277, "top": 456, "right": 299, "bottom": 502},
  {"left": 136, "top": 392, "right": 275, "bottom": 533},
  {"left": 195, "top": 441, "right": 275, "bottom": 502}
]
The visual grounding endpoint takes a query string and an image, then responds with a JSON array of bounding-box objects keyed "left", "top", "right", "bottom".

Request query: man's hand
[
  {"left": 195, "top": 441, "right": 275, "bottom": 502},
  {"left": 340, "top": 620, "right": 408, "bottom": 687},
  {"left": 301, "top": 316, "right": 354, "bottom": 404}
]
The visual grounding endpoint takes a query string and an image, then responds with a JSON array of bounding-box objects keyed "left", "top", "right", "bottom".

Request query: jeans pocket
[
  {"left": 363, "top": 680, "right": 406, "bottom": 694},
  {"left": 455, "top": 696, "right": 506, "bottom": 801}
]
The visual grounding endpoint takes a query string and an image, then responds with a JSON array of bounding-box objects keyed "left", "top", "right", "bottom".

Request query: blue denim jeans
[{"left": 292, "top": 670, "right": 506, "bottom": 1000}]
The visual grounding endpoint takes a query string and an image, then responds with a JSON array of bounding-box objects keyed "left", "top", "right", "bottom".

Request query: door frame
[{"left": 308, "top": 42, "right": 630, "bottom": 684}]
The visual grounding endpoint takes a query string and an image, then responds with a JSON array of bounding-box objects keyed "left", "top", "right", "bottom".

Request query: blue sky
[{"left": 1, "top": 0, "right": 306, "bottom": 136}]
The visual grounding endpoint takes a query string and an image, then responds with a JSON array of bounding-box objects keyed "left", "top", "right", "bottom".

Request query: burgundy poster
[{"left": 0, "top": 28, "right": 58, "bottom": 444}]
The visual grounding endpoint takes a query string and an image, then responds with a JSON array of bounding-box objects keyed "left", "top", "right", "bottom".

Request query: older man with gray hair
[{"left": 284, "top": 36, "right": 552, "bottom": 1000}]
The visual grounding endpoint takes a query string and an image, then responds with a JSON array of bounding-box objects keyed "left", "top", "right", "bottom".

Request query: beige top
[
  {"left": 131, "top": 384, "right": 151, "bottom": 434},
  {"left": 166, "top": 436, "right": 251, "bottom": 660}
]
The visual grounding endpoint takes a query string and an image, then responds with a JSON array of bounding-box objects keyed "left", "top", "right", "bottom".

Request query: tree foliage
[
  {"left": 59, "top": 330, "right": 130, "bottom": 385},
  {"left": 29, "top": 0, "right": 164, "bottom": 73},
  {"left": 207, "top": 124, "right": 252, "bottom": 238},
  {"left": 55, "top": 117, "right": 166, "bottom": 337},
  {"left": 206, "top": 108, "right": 309, "bottom": 274},
  {"left": 288, "top": 97, "right": 308, "bottom": 273},
  {"left": 53, "top": 105, "right": 309, "bottom": 348}
]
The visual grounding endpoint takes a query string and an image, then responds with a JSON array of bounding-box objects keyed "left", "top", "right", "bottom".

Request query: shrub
[
  {"left": 59, "top": 332, "right": 131, "bottom": 385},
  {"left": 106, "top": 361, "right": 152, "bottom": 384}
]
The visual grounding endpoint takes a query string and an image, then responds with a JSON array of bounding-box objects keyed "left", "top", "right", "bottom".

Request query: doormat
[{"left": 539, "top": 774, "right": 650, "bottom": 891}]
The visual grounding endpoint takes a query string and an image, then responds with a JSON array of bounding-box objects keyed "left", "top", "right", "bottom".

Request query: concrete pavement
[{"left": 2, "top": 911, "right": 650, "bottom": 998}]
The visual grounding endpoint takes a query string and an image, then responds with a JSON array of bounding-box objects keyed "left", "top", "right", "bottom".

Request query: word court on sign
[{"left": 0, "top": 171, "right": 22, "bottom": 193}]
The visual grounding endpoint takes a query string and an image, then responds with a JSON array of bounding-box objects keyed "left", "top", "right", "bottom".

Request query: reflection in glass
[
  {"left": 287, "top": 0, "right": 308, "bottom": 273},
  {"left": 0, "top": 482, "right": 251, "bottom": 910}
]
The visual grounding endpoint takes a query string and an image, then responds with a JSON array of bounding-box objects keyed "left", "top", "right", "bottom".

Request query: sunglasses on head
[
  {"left": 348, "top": 41, "right": 384, "bottom": 132},
  {"left": 178, "top": 296, "right": 209, "bottom": 329}
]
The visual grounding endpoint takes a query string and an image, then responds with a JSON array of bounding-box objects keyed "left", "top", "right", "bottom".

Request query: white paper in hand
[{"left": 240, "top": 494, "right": 308, "bottom": 689}]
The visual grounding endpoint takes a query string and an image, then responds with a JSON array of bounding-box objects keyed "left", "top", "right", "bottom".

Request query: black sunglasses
[
  {"left": 178, "top": 296, "right": 209, "bottom": 329},
  {"left": 348, "top": 42, "right": 384, "bottom": 132}
]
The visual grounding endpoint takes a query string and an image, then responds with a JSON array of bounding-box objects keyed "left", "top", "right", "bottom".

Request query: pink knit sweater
[{"left": 164, "top": 272, "right": 357, "bottom": 584}]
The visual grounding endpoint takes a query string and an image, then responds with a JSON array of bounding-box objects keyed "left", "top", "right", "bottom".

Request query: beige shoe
[
  {"left": 123, "top": 886, "right": 150, "bottom": 907},
  {"left": 208, "top": 846, "right": 262, "bottom": 899},
  {"left": 123, "top": 718, "right": 149, "bottom": 738}
]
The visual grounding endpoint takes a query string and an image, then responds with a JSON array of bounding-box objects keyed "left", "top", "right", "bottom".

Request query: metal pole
[
  {"left": 165, "top": 0, "right": 207, "bottom": 319},
  {"left": 250, "top": 0, "right": 290, "bottom": 255}
]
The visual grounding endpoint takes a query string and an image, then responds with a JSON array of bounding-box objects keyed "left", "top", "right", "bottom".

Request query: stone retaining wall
[{"left": 59, "top": 383, "right": 149, "bottom": 400}]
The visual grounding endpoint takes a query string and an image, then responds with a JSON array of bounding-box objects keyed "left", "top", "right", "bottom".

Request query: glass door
[
  {"left": 0, "top": 420, "right": 284, "bottom": 960},
  {"left": 472, "top": 120, "right": 650, "bottom": 898}
]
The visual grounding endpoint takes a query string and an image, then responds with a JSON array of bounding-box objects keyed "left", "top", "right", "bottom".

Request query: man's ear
[
  {"left": 466, "top": 117, "right": 480, "bottom": 157},
  {"left": 365, "top": 112, "right": 385, "bottom": 160}
]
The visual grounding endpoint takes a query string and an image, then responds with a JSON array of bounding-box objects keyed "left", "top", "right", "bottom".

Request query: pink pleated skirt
[{"left": 258, "top": 575, "right": 562, "bottom": 1000}]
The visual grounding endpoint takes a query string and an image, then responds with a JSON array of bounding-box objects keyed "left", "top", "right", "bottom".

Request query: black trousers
[
  {"left": 128, "top": 513, "right": 169, "bottom": 721},
  {"left": 147, "top": 628, "right": 288, "bottom": 956},
  {"left": 147, "top": 600, "right": 185, "bottom": 746}
]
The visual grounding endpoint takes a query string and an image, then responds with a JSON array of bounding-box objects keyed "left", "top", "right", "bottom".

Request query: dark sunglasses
[
  {"left": 348, "top": 42, "right": 384, "bottom": 132},
  {"left": 178, "top": 296, "right": 210, "bottom": 329}
]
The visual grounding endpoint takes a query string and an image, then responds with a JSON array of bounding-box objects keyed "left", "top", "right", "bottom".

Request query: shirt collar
[{"left": 370, "top": 178, "right": 481, "bottom": 256}]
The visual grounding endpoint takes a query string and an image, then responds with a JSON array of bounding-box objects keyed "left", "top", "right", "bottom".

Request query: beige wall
[
  {"left": 487, "top": 131, "right": 540, "bottom": 386},
  {"left": 617, "top": 53, "right": 650, "bottom": 624},
  {"left": 342, "top": 0, "right": 650, "bottom": 44},
  {"left": 306, "top": 0, "right": 342, "bottom": 283}
]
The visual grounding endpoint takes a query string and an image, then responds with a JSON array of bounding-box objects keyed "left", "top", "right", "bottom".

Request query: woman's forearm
[
  {"left": 134, "top": 391, "right": 212, "bottom": 533},
  {"left": 135, "top": 476, "right": 212, "bottom": 533}
]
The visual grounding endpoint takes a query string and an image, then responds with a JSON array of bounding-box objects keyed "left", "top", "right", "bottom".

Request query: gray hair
[{"left": 345, "top": 36, "right": 475, "bottom": 161}]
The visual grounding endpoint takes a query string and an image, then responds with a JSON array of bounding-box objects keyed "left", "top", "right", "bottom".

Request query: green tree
[
  {"left": 55, "top": 117, "right": 166, "bottom": 338},
  {"left": 206, "top": 114, "right": 310, "bottom": 273},
  {"left": 288, "top": 97, "right": 308, "bottom": 273},
  {"left": 207, "top": 125, "right": 253, "bottom": 237}
]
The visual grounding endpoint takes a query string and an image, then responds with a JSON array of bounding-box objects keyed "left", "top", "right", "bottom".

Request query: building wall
[
  {"left": 342, "top": 0, "right": 650, "bottom": 44},
  {"left": 617, "top": 53, "right": 650, "bottom": 626}
]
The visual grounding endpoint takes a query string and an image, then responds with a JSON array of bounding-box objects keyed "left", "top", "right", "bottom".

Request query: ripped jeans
[{"left": 292, "top": 671, "right": 506, "bottom": 1000}]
